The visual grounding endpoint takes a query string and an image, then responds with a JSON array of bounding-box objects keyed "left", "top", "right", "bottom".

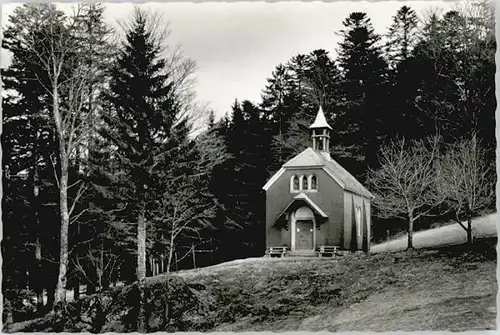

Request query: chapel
[{"left": 262, "top": 106, "right": 374, "bottom": 255}]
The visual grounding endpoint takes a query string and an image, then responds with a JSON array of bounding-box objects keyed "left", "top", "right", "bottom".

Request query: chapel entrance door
[{"left": 295, "top": 220, "right": 314, "bottom": 250}]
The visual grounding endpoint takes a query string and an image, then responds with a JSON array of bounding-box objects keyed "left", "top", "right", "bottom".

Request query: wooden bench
[
  {"left": 318, "top": 245, "right": 339, "bottom": 257},
  {"left": 269, "top": 246, "right": 289, "bottom": 258}
]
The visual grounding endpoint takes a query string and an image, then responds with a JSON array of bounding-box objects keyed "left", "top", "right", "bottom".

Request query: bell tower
[{"left": 309, "top": 106, "right": 332, "bottom": 154}]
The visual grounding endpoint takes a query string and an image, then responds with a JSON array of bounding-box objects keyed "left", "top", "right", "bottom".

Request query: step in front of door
[{"left": 289, "top": 250, "right": 318, "bottom": 257}]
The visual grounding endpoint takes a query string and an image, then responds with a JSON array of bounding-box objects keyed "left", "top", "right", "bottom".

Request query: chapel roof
[{"left": 264, "top": 147, "right": 374, "bottom": 199}]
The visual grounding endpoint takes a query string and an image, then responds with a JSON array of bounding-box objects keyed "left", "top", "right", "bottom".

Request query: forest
[{"left": 1, "top": 1, "right": 496, "bottom": 323}]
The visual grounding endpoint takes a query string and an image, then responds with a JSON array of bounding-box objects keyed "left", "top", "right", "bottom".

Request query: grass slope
[
  {"left": 6, "top": 238, "right": 497, "bottom": 332},
  {"left": 372, "top": 213, "right": 498, "bottom": 253},
  {"left": 175, "top": 238, "right": 496, "bottom": 331}
]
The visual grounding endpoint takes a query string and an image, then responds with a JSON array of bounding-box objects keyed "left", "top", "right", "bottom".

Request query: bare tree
[
  {"left": 4, "top": 3, "right": 113, "bottom": 303},
  {"left": 73, "top": 244, "right": 121, "bottom": 293},
  {"left": 148, "top": 131, "right": 226, "bottom": 324},
  {"left": 436, "top": 134, "right": 495, "bottom": 246},
  {"left": 158, "top": 188, "right": 215, "bottom": 274},
  {"left": 367, "top": 135, "right": 445, "bottom": 250},
  {"left": 154, "top": 129, "right": 228, "bottom": 274}
]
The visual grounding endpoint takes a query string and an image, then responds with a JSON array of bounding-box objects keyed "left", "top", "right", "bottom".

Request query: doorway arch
[{"left": 291, "top": 206, "right": 316, "bottom": 251}]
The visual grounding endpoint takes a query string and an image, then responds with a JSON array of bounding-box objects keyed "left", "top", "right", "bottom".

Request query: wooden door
[{"left": 296, "top": 220, "right": 313, "bottom": 250}]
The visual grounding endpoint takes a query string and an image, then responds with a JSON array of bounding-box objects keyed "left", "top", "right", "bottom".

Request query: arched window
[
  {"left": 291, "top": 175, "right": 300, "bottom": 191},
  {"left": 310, "top": 175, "right": 317, "bottom": 190},
  {"left": 301, "top": 175, "right": 308, "bottom": 190},
  {"left": 355, "top": 205, "right": 362, "bottom": 237}
]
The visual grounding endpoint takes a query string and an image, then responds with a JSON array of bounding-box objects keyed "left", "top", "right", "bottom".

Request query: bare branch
[
  {"left": 70, "top": 208, "right": 89, "bottom": 225},
  {"left": 368, "top": 135, "right": 445, "bottom": 229},
  {"left": 436, "top": 134, "right": 494, "bottom": 228},
  {"left": 68, "top": 182, "right": 88, "bottom": 217},
  {"left": 49, "top": 153, "right": 60, "bottom": 188}
]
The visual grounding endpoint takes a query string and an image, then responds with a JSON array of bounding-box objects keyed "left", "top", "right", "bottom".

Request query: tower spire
[
  {"left": 309, "top": 105, "right": 332, "bottom": 154},
  {"left": 309, "top": 106, "right": 332, "bottom": 130}
]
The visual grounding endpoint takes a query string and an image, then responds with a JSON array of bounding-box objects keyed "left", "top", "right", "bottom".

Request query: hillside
[
  {"left": 372, "top": 213, "right": 498, "bottom": 253},
  {"left": 5, "top": 238, "right": 496, "bottom": 332}
]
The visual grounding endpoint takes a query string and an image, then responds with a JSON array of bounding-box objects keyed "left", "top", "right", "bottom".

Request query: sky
[{"left": 1, "top": 1, "right": 455, "bottom": 120}]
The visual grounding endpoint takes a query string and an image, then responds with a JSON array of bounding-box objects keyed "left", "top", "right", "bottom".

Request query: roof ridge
[
  {"left": 319, "top": 154, "right": 373, "bottom": 198},
  {"left": 283, "top": 147, "right": 324, "bottom": 167}
]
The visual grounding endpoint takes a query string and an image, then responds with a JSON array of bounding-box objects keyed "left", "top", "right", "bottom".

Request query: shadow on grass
[
  {"left": 405, "top": 237, "right": 497, "bottom": 262},
  {"left": 4, "top": 237, "right": 496, "bottom": 332}
]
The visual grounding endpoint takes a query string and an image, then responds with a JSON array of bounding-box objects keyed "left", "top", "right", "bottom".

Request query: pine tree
[
  {"left": 384, "top": 6, "right": 423, "bottom": 141},
  {"left": 336, "top": 12, "right": 389, "bottom": 179},
  {"left": 301, "top": 49, "right": 341, "bottom": 112},
  {"left": 210, "top": 100, "right": 271, "bottom": 258},
  {"left": 385, "top": 6, "right": 419, "bottom": 67},
  {"left": 99, "top": 8, "right": 181, "bottom": 283},
  {"left": 411, "top": 6, "right": 495, "bottom": 148},
  {"left": 260, "top": 50, "right": 340, "bottom": 170},
  {"left": 96, "top": 8, "right": 190, "bottom": 330},
  {"left": 260, "top": 64, "right": 298, "bottom": 135}
]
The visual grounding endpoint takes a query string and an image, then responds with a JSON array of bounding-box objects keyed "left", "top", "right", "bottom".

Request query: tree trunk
[
  {"left": 137, "top": 279, "right": 147, "bottom": 332},
  {"left": 52, "top": 146, "right": 70, "bottom": 304},
  {"left": 96, "top": 270, "right": 103, "bottom": 293},
  {"left": 467, "top": 218, "right": 473, "bottom": 249},
  {"left": 34, "top": 236, "right": 44, "bottom": 310},
  {"left": 166, "top": 232, "right": 176, "bottom": 275},
  {"left": 164, "top": 238, "right": 175, "bottom": 327},
  {"left": 36, "top": 282, "right": 44, "bottom": 313},
  {"left": 137, "top": 210, "right": 147, "bottom": 332},
  {"left": 52, "top": 83, "right": 70, "bottom": 305},
  {"left": 46, "top": 287, "right": 55, "bottom": 310},
  {"left": 407, "top": 214, "right": 414, "bottom": 251},
  {"left": 34, "top": 181, "right": 44, "bottom": 312},
  {"left": 163, "top": 276, "right": 170, "bottom": 328},
  {"left": 4, "top": 299, "right": 14, "bottom": 325},
  {"left": 73, "top": 283, "right": 80, "bottom": 301},
  {"left": 192, "top": 243, "right": 196, "bottom": 269},
  {"left": 55, "top": 153, "right": 70, "bottom": 304},
  {"left": 87, "top": 283, "right": 96, "bottom": 295},
  {"left": 97, "top": 243, "right": 104, "bottom": 292},
  {"left": 103, "top": 279, "right": 110, "bottom": 290},
  {"left": 137, "top": 210, "right": 147, "bottom": 281}
]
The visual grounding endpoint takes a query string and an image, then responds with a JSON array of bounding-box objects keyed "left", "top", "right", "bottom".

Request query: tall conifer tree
[
  {"left": 385, "top": 6, "right": 419, "bottom": 66},
  {"left": 336, "top": 12, "right": 389, "bottom": 179},
  {"left": 99, "top": 8, "right": 182, "bottom": 283}
]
